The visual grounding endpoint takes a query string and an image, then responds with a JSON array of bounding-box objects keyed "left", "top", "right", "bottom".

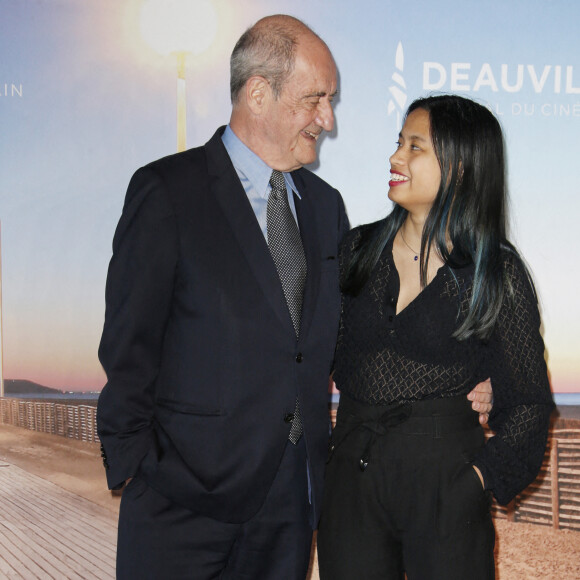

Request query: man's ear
[{"left": 245, "top": 76, "right": 270, "bottom": 114}]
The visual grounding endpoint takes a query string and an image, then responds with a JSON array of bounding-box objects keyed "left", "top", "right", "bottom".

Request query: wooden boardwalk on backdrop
[{"left": 0, "top": 460, "right": 116, "bottom": 579}]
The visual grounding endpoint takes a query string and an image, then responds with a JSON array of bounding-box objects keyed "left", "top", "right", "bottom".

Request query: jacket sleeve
[
  {"left": 337, "top": 189, "right": 350, "bottom": 244},
  {"left": 97, "top": 166, "right": 178, "bottom": 489},
  {"left": 473, "top": 254, "right": 554, "bottom": 505}
]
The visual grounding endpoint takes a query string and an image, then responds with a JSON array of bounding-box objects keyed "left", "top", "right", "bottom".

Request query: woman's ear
[{"left": 457, "top": 161, "right": 464, "bottom": 184}]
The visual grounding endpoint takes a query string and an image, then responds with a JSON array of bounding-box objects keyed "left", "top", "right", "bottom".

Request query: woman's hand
[{"left": 467, "top": 379, "right": 493, "bottom": 424}]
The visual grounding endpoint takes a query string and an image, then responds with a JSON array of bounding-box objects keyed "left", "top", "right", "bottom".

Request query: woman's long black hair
[{"left": 342, "top": 94, "right": 521, "bottom": 341}]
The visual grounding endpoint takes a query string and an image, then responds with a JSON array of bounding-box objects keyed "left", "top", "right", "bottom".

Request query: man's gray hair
[{"left": 230, "top": 15, "right": 320, "bottom": 104}]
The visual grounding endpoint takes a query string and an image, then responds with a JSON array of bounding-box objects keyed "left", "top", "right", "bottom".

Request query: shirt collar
[{"left": 222, "top": 125, "right": 300, "bottom": 199}]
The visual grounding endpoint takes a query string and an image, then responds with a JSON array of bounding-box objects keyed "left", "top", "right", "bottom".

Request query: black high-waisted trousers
[{"left": 317, "top": 394, "right": 495, "bottom": 580}]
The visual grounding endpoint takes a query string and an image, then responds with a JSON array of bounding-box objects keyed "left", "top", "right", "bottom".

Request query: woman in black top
[{"left": 317, "top": 95, "right": 554, "bottom": 579}]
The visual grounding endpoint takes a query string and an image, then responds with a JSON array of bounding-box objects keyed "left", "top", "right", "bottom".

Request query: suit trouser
[
  {"left": 317, "top": 394, "right": 495, "bottom": 580},
  {"left": 116, "top": 437, "right": 312, "bottom": 580}
]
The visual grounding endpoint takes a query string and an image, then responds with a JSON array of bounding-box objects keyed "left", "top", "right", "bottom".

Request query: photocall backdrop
[{"left": 1, "top": 0, "right": 578, "bottom": 402}]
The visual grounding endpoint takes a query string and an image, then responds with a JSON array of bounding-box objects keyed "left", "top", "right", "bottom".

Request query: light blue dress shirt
[{"left": 221, "top": 125, "right": 302, "bottom": 239}]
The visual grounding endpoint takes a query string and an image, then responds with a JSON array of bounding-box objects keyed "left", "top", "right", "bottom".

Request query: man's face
[{"left": 261, "top": 39, "right": 337, "bottom": 172}]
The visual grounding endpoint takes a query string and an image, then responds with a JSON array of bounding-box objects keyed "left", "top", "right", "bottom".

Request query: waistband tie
[
  {"left": 329, "top": 403, "right": 412, "bottom": 471},
  {"left": 328, "top": 395, "right": 479, "bottom": 472}
]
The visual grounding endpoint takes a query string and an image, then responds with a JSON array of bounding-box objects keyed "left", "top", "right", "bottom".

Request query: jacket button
[
  {"left": 284, "top": 413, "right": 295, "bottom": 423},
  {"left": 295, "top": 353, "right": 303, "bottom": 363}
]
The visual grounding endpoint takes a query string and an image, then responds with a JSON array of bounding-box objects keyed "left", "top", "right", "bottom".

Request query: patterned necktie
[{"left": 267, "top": 170, "right": 307, "bottom": 444}]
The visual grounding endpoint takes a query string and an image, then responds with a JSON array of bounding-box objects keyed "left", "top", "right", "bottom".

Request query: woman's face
[{"left": 388, "top": 108, "right": 442, "bottom": 218}]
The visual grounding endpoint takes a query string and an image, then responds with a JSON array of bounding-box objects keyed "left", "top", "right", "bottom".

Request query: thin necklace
[{"left": 400, "top": 230, "right": 419, "bottom": 261}]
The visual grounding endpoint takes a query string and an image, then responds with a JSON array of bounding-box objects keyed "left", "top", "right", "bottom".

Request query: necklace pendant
[{"left": 400, "top": 230, "right": 420, "bottom": 263}]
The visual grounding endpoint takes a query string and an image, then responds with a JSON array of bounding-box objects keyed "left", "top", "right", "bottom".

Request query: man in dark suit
[
  {"left": 98, "top": 14, "right": 492, "bottom": 579},
  {"left": 98, "top": 15, "right": 346, "bottom": 579}
]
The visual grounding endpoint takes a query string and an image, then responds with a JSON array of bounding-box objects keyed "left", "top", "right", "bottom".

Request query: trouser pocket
[{"left": 436, "top": 430, "right": 492, "bottom": 538}]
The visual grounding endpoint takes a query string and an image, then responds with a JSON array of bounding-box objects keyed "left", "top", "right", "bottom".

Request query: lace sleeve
[{"left": 473, "top": 254, "right": 554, "bottom": 505}]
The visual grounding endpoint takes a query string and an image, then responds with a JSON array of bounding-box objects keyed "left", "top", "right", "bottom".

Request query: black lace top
[{"left": 334, "top": 223, "right": 554, "bottom": 505}]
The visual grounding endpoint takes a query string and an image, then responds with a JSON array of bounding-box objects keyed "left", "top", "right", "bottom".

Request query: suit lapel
[
  {"left": 292, "top": 170, "right": 321, "bottom": 343},
  {"left": 204, "top": 129, "right": 295, "bottom": 335}
]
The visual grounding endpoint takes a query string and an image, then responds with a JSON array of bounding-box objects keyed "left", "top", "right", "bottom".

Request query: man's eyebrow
[{"left": 302, "top": 90, "right": 339, "bottom": 99}]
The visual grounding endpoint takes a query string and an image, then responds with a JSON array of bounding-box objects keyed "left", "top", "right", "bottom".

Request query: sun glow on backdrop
[
  {"left": 140, "top": 0, "right": 218, "bottom": 56},
  {"left": 139, "top": 0, "right": 218, "bottom": 151}
]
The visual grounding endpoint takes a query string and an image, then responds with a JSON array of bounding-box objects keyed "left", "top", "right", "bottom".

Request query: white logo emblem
[{"left": 387, "top": 42, "right": 407, "bottom": 128}]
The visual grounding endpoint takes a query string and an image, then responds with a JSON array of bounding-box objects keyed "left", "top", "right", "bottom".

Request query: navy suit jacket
[{"left": 97, "top": 127, "right": 349, "bottom": 524}]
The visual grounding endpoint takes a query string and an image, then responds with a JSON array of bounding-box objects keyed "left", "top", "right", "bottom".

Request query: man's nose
[{"left": 316, "top": 100, "right": 334, "bottom": 132}]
